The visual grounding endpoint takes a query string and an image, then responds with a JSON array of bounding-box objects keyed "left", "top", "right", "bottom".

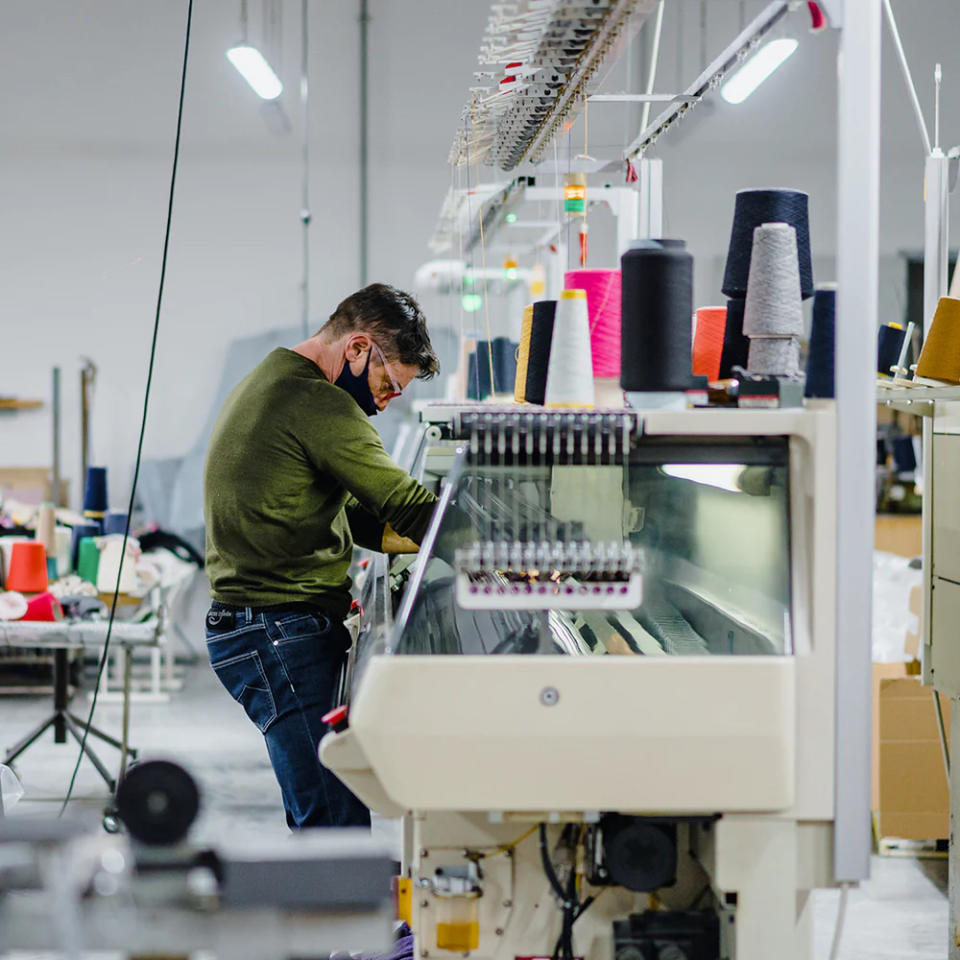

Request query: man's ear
[{"left": 344, "top": 334, "right": 370, "bottom": 362}]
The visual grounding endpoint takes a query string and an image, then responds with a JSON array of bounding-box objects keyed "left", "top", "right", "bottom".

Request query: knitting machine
[{"left": 322, "top": 404, "right": 842, "bottom": 960}]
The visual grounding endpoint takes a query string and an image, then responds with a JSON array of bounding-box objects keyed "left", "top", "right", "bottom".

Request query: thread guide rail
[{"left": 450, "top": 0, "right": 656, "bottom": 171}]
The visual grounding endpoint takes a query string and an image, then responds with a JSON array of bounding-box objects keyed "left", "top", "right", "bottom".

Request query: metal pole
[
  {"left": 300, "top": 0, "right": 310, "bottom": 339},
  {"left": 834, "top": 0, "right": 881, "bottom": 883},
  {"left": 359, "top": 0, "right": 370, "bottom": 286},
  {"left": 51, "top": 366, "right": 62, "bottom": 507}
]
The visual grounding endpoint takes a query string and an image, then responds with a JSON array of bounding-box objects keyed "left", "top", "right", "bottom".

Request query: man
[{"left": 203, "top": 283, "right": 439, "bottom": 829}]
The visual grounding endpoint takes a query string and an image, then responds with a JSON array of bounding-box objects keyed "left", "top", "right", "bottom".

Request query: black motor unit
[{"left": 591, "top": 814, "right": 677, "bottom": 892}]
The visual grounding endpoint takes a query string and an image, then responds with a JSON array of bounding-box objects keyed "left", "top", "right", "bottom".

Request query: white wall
[{"left": 1, "top": 0, "right": 959, "bottom": 514}]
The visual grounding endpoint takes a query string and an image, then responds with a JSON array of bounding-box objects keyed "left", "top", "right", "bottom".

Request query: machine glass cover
[{"left": 368, "top": 437, "right": 791, "bottom": 662}]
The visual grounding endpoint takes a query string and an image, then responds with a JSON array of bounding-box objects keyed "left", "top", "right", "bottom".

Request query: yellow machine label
[{"left": 436, "top": 922, "right": 480, "bottom": 952}]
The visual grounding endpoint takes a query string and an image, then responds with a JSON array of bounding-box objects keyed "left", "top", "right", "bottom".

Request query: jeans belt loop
[{"left": 245, "top": 606, "right": 254, "bottom": 622}]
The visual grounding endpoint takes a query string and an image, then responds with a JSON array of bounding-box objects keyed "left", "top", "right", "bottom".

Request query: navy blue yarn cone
[
  {"left": 892, "top": 436, "right": 917, "bottom": 473},
  {"left": 722, "top": 189, "right": 814, "bottom": 299},
  {"left": 492, "top": 336, "right": 518, "bottom": 395},
  {"left": 104, "top": 510, "right": 129, "bottom": 536},
  {"left": 718, "top": 298, "right": 750, "bottom": 380},
  {"left": 877, "top": 324, "right": 906, "bottom": 377},
  {"left": 82, "top": 466, "right": 108, "bottom": 515},
  {"left": 805, "top": 285, "right": 836, "bottom": 398}
]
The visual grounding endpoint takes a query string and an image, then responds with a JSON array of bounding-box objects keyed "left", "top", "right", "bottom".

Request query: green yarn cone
[{"left": 76, "top": 538, "right": 100, "bottom": 585}]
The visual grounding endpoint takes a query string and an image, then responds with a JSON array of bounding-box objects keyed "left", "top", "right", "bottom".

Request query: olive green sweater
[{"left": 203, "top": 348, "right": 436, "bottom": 617}]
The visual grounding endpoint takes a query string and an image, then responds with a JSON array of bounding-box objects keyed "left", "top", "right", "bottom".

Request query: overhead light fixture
[
  {"left": 227, "top": 45, "right": 283, "bottom": 100},
  {"left": 662, "top": 464, "right": 744, "bottom": 494},
  {"left": 720, "top": 37, "right": 798, "bottom": 105}
]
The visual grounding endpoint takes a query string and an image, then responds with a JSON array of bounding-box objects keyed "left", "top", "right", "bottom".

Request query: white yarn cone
[
  {"left": 743, "top": 222, "right": 804, "bottom": 338},
  {"left": 97, "top": 536, "right": 140, "bottom": 594},
  {"left": 545, "top": 289, "right": 595, "bottom": 408},
  {"left": 35, "top": 503, "right": 56, "bottom": 554},
  {"left": 54, "top": 526, "right": 73, "bottom": 576}
]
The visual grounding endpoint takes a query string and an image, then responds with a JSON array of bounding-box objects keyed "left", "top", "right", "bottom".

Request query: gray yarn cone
[
  {"left": 747, "top": 336, "right": 800, "bottom": 376},
  {"left": 743, "top": 222, "right": 804, "bottom": 338}
]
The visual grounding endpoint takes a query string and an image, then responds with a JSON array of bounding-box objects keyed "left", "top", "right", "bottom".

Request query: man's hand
[{"left": 381, "top": 522, "right": 419, "bottom": 554}]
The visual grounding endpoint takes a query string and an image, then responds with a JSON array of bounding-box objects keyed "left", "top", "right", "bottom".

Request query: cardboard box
[
  {"left": 872, "top": 664, "right": 950, "bottom": 840},
  {"left": 875, "top": 515, "right": 923, "bottom": 558}
]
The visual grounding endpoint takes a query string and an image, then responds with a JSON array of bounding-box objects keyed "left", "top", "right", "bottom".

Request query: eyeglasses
[{"left": 370, "top": 340, "right": 402, "bottom": 399}]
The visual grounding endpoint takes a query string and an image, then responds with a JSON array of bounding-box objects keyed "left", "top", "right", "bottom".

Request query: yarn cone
[
  {"left": 514, "top": 304, "right": 534, "bottom": 402},
  {"left": 692, "top": 307, "right": 727, "bottom": 381},
  {"left": 5, "top": 542, "right": 48, "bottom": 593},
  {"left": 545, "top": 290, "right": 595, "bottom": 408},
  {"left": 743, "top": 222, "right": 804, "bottom": 338},
  {"left": 916, "top": 297, "right": 960, "bottom": 384}
]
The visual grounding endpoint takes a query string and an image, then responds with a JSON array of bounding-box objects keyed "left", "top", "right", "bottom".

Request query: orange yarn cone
[
  {"left": 5, "top": 542, "right": 48, "bottom": 593},
  {"left": 692, "top": 306, "right": 728, "bottom": 382}
]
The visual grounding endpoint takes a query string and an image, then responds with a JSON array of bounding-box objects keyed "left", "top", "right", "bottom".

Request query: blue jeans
[{"left": 205, "top": 601, "right": 370, "bottom": 829}]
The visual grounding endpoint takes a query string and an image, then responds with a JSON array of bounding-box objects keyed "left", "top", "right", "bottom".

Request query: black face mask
[{"left": 334, "top": 350, "right": 378, "bottom": 416}]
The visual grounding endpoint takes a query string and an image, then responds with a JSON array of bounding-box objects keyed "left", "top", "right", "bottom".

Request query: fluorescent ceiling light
[
  {"left": 662, "top": 464, "right": 744, "bottom": 494},
  {"left": 226, "top": 45, "right": 283, "bottom": 100},
  {"left": 720, "top": 38, "right": 798, "bottom": 105}
]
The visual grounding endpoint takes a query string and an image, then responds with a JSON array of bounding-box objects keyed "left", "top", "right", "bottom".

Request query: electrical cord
[
  {"left": 828, "top": 882, "right": 850, "bottom": 960},
  {"left": 59, "top": 0, "right": 194, "bottom": 816}
]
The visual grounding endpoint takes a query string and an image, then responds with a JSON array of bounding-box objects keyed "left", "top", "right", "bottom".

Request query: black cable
[
  {"left": 539, "top": 824, "right": 570, "bottom": 905},
  {"left": 59, "top": 0, "right": 193, "bottom": 816}
]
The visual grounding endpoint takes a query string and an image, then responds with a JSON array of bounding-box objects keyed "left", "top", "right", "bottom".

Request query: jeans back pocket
[{"left": 210, "top": 651, "right": 277, "bottom": 733}]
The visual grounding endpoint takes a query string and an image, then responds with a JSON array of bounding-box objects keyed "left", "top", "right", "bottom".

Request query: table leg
[
  {"left": 53, "top": 648, "right": 68, "bottom": 743},
  {"left": 120, "top": 643, "right": 132, "bottom": 783}
]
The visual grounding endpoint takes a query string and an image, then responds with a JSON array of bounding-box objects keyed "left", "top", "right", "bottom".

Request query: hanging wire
[{"left": 61, "top": 0, "right": 194, "bottom": 814}]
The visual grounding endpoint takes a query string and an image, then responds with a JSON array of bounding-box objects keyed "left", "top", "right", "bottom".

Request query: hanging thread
[
  {"left": 620, "top": 239, "right": 698, "bottom": 393},
  {"left": 876, "top": 323, "right": 906, "bottom": 378},
  {"left": 524, "top": 300, "right": 558, "bottom": 405},
  {"left": 916, "top": 296, "right": 960, "bottom": 383},
  {"left": 805, "top": 283, "right": 836, "bottom": 398},
  {"left": 723, "top": 189, "right": 814, "bottom": 299},
  {"left": 692, "top": 306, "right": 727, "bottom": 382},
  {"left": 515, "top": 304, "right": 534, "bottom": 401},
  {"left": 545, "top": 290, "right": 594, "bottom": 408},
  {"left": 564, "top": 268, "right": 621, "bottom": 377}
]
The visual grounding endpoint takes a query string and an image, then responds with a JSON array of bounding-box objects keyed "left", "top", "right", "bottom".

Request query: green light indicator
[
  {"left": 462, "top": 293, "right": 483, "bottom": 312},
  {"left": 505, "top": 212, "right": 517, "bottom": 223},
  {"left": 463, "top": 273, "right": 475, "bottom": 286},
  {"left": 505, "top": 266, "right": 519, "bottom": 281}
]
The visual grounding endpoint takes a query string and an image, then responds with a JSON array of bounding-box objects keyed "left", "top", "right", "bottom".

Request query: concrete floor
[{"left": 0, "top": 658, "right": 950, "bottom": 959}]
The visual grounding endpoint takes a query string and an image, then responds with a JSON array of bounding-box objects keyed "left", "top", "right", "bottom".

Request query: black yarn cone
[
  {"left": 805, "top": 286, "right": 836, "bottom": 398},
  {"left": 621, "top": 239, "right": 698, "bottom": 391},
  {"left": 722, "top": 189, "right": 814, "bottom": 299},
  {"left": 718, "top": 298, "right": 750, "bottom": 380},
  {"left": 524, "top": 300, "right": 557, "bottom": 404}
]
